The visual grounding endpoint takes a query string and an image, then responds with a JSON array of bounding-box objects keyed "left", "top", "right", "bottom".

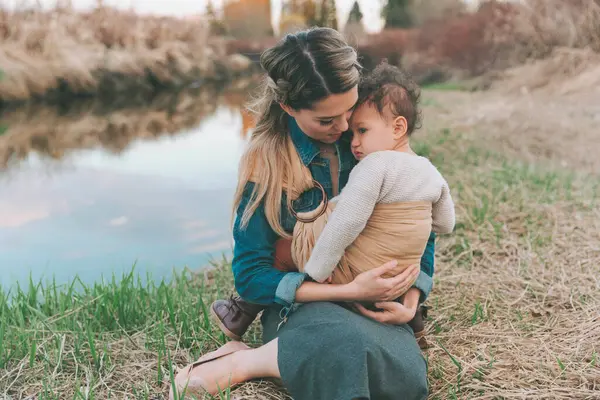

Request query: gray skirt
[{"left": 261, "top": 301, "right": 428, "bottom": 400}]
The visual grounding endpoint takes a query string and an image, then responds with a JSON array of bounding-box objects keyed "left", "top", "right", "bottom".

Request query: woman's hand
[
  {"left": 355, "top": 301, "right": 417, "bottom": 325},
  {"left": 346, "top": 260, "right": 419, "bottom": 302},
  {"left": 295, "top": 261, "right": 419, "bottom": 304}
]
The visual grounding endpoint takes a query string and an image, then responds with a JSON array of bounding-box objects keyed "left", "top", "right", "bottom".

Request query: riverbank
[
  {"left": 0, "top": 76, "right": 258, "bottom": 170},
  {"left": 0, "top": 6, "right": 255, "bottom": 105},
  {"left": 2, "top": 85, "right": 598, "bottom": 399}
]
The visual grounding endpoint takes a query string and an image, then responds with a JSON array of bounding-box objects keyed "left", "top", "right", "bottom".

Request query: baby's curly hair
[{"left": 357, "top": 61, "right": 422, "bottom": 135}]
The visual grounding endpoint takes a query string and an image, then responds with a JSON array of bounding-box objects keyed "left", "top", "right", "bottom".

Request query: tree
[
  {"left": 344, "top": 0, "right": 365, "bottom": 38},
  {"left": 302, "top": 0, "right": 319, "bottom": 27},
  {"left": 382, "top": 0, "right": 413, "bottom": 29},
  {"left": 280, "top": 0, "right": 308, "bottom": 34},
  {"left": 347, "top": 1, "right": 363, "bottom": 24},
  {"left": 223, "top": 0, "right": 274, "bottom": 38},
  {"left": 205, "top": 0, "right": 228, "bottom": 35},
  {"left": 318, "top": 0, "right": 338, "bottom": 30}
]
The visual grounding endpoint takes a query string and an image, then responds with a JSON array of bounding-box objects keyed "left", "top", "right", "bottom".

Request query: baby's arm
[
  {"left": 303, "top": 154, "right": 386, "bottom": 282},
  {"left": 432, "top": 177, "right": 456, "bottom": 234}
]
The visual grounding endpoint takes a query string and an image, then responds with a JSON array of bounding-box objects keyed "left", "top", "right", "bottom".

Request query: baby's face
[{"left": 349, "top": 102, "right": 397, "bottom": 160}]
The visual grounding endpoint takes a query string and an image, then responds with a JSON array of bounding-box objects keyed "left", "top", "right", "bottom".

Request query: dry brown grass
[
  {"left": 412, "top": 89, "right": 600, "bottom": 398},
  {"left": 422, "top": 78, "right": 600, "bottom": 174},
  {"left": 0, "top": 5, "right": 250, "bottom": 103},
  {"left": 498, "top": 0, "right": 600, "bottom": 61},
  {"left": 0, "top": 76, "right": 258, "bottom": 169},
  {"left": 417, "top": 129, "right": 599, "bottom": 399},
  {"left": 494, "top": 47, "right": 600, "bottom": 97}
]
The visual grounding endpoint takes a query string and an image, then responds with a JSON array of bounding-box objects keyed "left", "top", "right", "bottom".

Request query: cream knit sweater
[{"left": 303, "top": 150, "right": 456, "bottom": 282}]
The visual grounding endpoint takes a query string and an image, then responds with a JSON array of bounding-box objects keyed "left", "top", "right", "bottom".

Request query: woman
[{"left": 171, "top": 27, "right": 435, "bottom": 400}]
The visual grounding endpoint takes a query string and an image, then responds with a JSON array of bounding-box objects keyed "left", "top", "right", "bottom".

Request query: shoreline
[
  {"left": 0, "top": 76, "right": 259, "bottom": 169},
  {"left": 0, "top": 61, "right": 255, "bottom": 108},
  {"left": 0, "top": 6, "right": 256, "bottom": 106}
]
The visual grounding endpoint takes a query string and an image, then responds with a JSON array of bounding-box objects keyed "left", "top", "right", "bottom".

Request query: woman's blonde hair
[{"left": 234, "top": 27, "right": 361, "bottom": 237}]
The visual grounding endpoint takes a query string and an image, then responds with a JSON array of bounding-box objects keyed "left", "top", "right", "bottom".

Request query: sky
[{"left": 3, "top": 0, "right": 481, "bottom": 34}]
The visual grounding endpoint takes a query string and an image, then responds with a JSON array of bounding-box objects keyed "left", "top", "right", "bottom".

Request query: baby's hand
[{"left": 355, "top": 301, "right": 416, "bottom": 325}]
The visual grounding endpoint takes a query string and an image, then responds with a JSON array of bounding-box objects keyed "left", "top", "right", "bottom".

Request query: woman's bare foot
[
  {"left": 170, "top": 341, "right": 250, "bottom": 399},
  {"left": 170, "top": 338, "right": 281, "bottom": 399},
  {"left": 191, "top": 346, "right": 252, "bottom": 394}
]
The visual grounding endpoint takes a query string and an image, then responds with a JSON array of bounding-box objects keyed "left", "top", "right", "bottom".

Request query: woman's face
[{"left": 284, "top": 86, "right": 358, "bottom": 144}]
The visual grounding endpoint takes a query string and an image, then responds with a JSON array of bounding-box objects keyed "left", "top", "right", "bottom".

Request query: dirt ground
[
  {"left": 422, "top": 89, "right": 600, "bottom": 176},
  {"left": 415, "top": 55, "right": 599, "bottom": 399}
]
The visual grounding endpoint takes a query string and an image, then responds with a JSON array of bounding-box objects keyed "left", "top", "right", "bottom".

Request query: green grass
[
  {"left": 421, "top": 81, "right": 471, "bottom": 92},
  {"left": 0, "top": 263, "right": 251, "bottom": 399}
]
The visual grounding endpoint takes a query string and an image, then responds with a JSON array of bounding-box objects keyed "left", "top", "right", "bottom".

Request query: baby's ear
[{"left": 393, "top": 116, "right": 408, "bottom": 138}]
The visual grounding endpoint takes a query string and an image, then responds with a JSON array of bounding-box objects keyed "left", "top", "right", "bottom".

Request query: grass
[
  {"left": 1, "top": 119, "right": 599, "bottom": 398},
  {"left": 0, "top": 264, "right": 279, "bottom": 399},
  {"left": 421, "top": 82, "right": 471, "bottom": 92},
  {"left": 414, "top": 126, "right": 599, "bottom": 399},
  {"left": 0, "top": 6, "right": 248, "bottom": 104}
]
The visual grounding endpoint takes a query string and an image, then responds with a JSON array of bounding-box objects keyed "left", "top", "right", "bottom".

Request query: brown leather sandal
[{"left": 169, "top": 341, "right": 249, "bottom": 399}]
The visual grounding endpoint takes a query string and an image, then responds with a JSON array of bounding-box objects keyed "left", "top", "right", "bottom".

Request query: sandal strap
[{"left": 188, "top": 345, "right": 243, "bottom": 372}]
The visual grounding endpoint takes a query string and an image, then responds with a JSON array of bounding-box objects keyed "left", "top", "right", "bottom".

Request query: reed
[{"left": 0, "top": 5, "right": 252, "bottom": 104}]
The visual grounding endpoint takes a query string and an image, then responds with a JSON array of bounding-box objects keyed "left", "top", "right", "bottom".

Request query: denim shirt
[{"left": 231, "top": 116, "right": 435, "bottom": 308}]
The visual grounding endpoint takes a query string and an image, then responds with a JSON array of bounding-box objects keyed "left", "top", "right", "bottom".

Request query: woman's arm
[
  {"left": 232, "top": 183, "right": 300, "bottom": 306},
  {"left": 297, "top": 261, "right": 420, "bottom": 303}
]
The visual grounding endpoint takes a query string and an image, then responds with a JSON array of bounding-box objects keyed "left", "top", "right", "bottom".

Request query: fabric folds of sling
[{"left": 292, "top": 200, "right": 433, "bottom": 285}]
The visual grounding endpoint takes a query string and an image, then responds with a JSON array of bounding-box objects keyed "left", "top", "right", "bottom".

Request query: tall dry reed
[{"left": 0, "top": 5, "right": 237, "bottom": 103}]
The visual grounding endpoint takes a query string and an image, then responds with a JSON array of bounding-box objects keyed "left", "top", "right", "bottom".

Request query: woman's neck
[{"left": 318, "top": 141, "right": 337, "bottom": 154}]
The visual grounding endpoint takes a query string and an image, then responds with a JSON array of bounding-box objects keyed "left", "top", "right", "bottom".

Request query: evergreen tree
[
  {"left": 346, "top": 1, "right": 363, "bottom": 25},
  {"left": 382, "top": 0, "right": 413, "bottom": 29},
  {"left": 344, "top": 0, "right": 364, "bottom": 38},
  {"left": 205, "top": 0, "right": 228, "bottom": 35}
]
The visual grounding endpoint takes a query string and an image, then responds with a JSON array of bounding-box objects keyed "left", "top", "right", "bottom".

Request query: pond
[{"left": 0, "top": 80, "right": 258, "bottom": 290}]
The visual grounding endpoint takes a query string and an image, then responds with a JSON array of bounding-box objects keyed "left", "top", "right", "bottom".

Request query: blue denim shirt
[{"left": 231, "top": 116, "right": 435, "bottom": 308}]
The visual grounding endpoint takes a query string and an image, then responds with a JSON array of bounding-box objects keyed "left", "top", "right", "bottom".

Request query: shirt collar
[{"left": 289, "top": 116, "right": 320, "bottom": 166}]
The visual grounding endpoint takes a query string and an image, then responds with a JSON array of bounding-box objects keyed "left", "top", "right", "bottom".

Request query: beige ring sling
[{"left": 290, "top": 181, "right": 432, "bottom": 286}]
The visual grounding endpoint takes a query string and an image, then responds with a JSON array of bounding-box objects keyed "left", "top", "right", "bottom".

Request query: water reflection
[{"left": 0, "top": 79, "right": 258, "bottom": 289}]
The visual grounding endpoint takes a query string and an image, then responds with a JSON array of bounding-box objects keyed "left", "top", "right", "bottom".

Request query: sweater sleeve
[
  {"left": 432, "top": 178, "right": 456, "bottom": 234},
  {"left": 303, "top": 154, "right": 386, "bottom": 282}
]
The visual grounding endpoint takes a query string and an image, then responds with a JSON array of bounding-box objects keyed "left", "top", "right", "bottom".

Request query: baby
[{"left": 211, "top": 62, "right": 455, "bottom": 342}]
